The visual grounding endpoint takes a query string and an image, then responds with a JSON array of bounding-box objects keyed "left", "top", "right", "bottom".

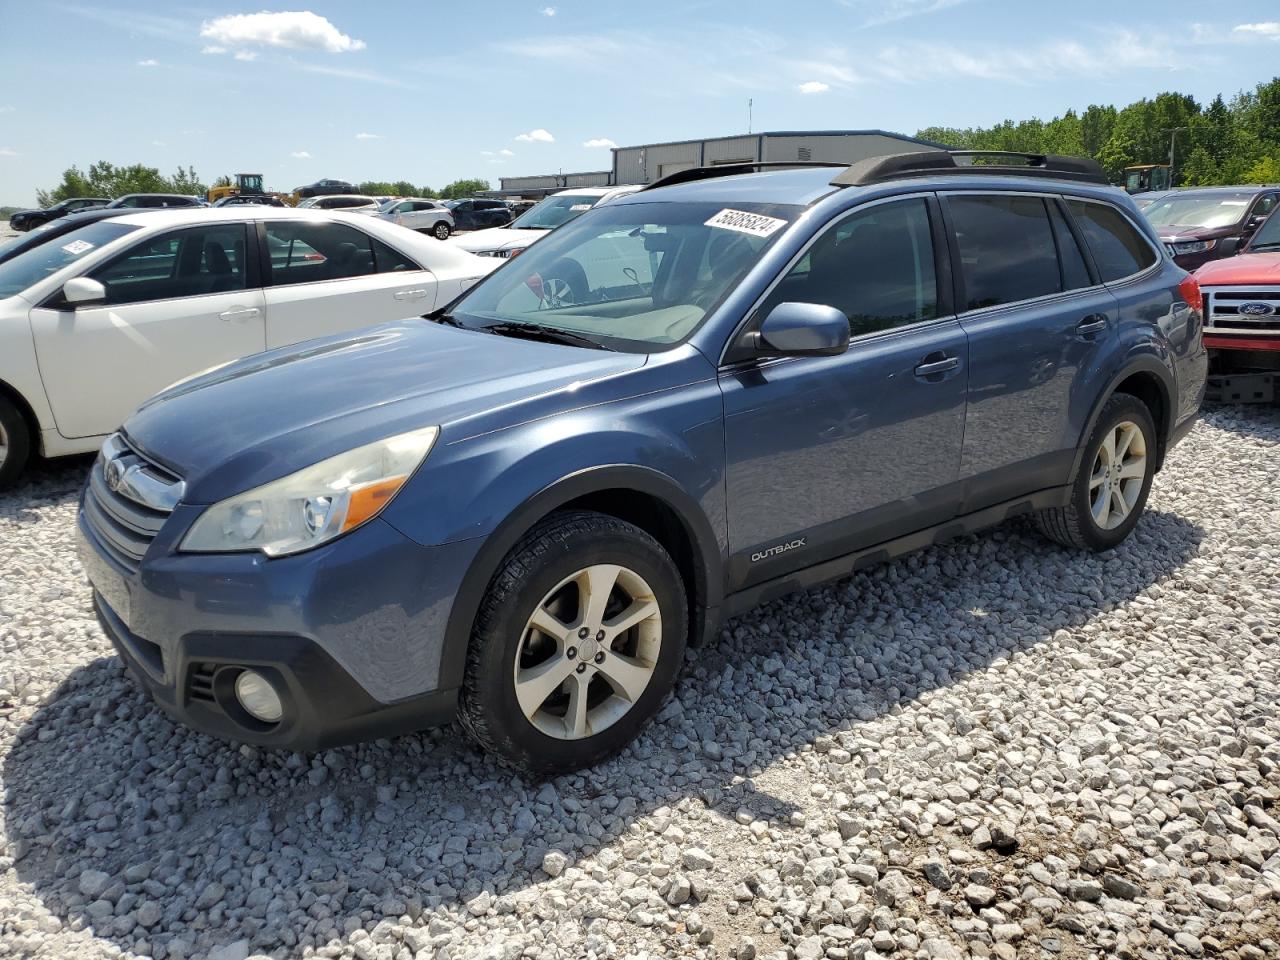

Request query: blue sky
[{"left": 1, "top": 1, "right": 1279, "bottom": 205}]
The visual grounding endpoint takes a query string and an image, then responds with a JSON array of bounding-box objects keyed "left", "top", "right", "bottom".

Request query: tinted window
[
  {"left": 1048, "top": 201, "right": 1093, "bottom": 291},
  {"left": 949, "top": 195, "right": 1061, "bottom": 310},
  {"left": 265, "top": 221, "right": 413, "bottom": 284},
  {"left": 0, "top": 221, "right": 140, "bottom": 299},
  {"left": 91, "top": 225, "right": 248, "bottom": 304},
  {"left": 1066, "top": 200, "right": 1157, "bottom": 282},
  {"left": 761, "top": 197, "right": 937, "bottom": 337}
]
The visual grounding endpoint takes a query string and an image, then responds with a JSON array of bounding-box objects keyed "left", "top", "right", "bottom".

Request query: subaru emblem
[
  {"left": 1239, "top": 301, "right": 1276, "bottom": 317},
  {"left": 105, "top": 457, "right": 125, "bottom": 493}
]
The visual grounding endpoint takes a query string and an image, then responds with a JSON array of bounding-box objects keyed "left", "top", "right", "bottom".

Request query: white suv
[
  {"left": 0, "top": 208, "right": 497, "bottom": 485},
  {"left": 447, "top": 185, "right": 641, "bottom": 258},
  {"left": 378, "top": 198, "right": 455, "bottom": 240}
]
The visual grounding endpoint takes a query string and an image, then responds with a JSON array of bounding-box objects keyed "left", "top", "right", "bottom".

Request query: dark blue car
[{"left": 79, "top": 152, "right": 1207, "bottom": 773}]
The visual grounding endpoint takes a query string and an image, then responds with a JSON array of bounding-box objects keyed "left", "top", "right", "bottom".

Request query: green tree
[
  {"left": 438, "top": 178, "right": 491, "bottom": 199},
  {"left": 38, "top": 161, "right": 208, "bottom": 205}
]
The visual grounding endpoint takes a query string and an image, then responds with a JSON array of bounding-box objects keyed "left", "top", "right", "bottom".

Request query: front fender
[{"left": 380, "top": 379, "right": 728, "bottom": 691}]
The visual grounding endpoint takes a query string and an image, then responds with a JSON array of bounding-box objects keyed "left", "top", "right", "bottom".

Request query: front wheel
[
  {"left": 1034, "top": 392, "right": 1156, "bottom": 551},
  {"left": 459, "top": 511, "right": 688, "bottom": 775},
  {"left": 0, "top": 396, "right": 32, "bottom": 489}
]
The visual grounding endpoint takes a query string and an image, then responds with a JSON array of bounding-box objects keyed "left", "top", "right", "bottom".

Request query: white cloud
[
  {"left": 297, "top": 63, "right": 413, "bottom": 88},
  {"left": 797, "top": 81, "right": 830, "bottom": 94},
  {"left": 355, "top": 132, "right": 383, "bottom": 140},
  {"left": 583, "top": 137, "right": 618, "bottom": 148},
  {"left": 842, "top": 0, "right": 969, "bottom": 27},
  {"left": 540, "top": 5, "right": 557, "bottom": 15},
  {"left": 0, "top": 106, "right": 13, "bottom": 113},
  {"left": 0, "top": 148, "right": 18, "bottom": 157},
  {"left": 201, "top": 45, "right": 226, "bottom": 54},
  {"left": 291, "top": 150, "right": 312, "bottom": 159},
  {"left": 515, "top": 128, "right": 555, "bottom": 143},
  {"left": 152, "top": 140, "right": 165, "bottom": 147},
  {"left": 200, "top": 11, "right": 365, "bottom": 54},
  {"left": 137, "top": 58, "right": 159, "bottom": 66},
  {"left": 234, "top": 50, "right": 259, "bottom": 61},
  {"left": 1234, "top": 22, "right": 1280, "bottom": 38},
  {"left": 500, "top": 148, "right": 515, "bottom": 156}
]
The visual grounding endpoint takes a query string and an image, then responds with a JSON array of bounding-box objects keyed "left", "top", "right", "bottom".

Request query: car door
[
  {"left": 719, "top": 195, "right": 969, "bottom": 590},
  {"left": 260, "top": 218, "right": 438, "bottom": 347},
  {"left": 28, "top": 222, "right": 266, "bottom": 439},
  {"left": 451, "top": 201, "right": 475, "bottom": 230},
  {"left": 943, "top": 193, "right": 1122, "bottom": 511}
]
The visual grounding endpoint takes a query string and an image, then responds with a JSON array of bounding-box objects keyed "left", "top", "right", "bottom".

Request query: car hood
[
  {"left": 1156, "top": 223, "right": 1240, "bottom": 242},
  {"left": 1194, "top": 251, "right": 1280, "bottom": 285},
  {"left": 447, "top": 227, "right": 545, "bottom": 253},
  {"left": 123, "top": 320, "right": 646, "bottom": 503}
]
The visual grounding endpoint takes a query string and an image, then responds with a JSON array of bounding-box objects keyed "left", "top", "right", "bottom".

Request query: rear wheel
[
  {"left": 459, "top": 511, "right": 687, "bottom": 775},
  {"left": 0, "top": 396, "right": 32, "bottom": 489},
  {"left": 1035, "top": 393, "right": 1156, "bottom": 551},
  {"left": 431, "top": 221, "right": 451, "bottom": 240}
]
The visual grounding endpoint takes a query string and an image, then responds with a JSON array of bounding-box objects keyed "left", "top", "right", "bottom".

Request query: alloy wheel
[
  {"left": 513, "top": 563, "right": 662, "bottom": 740},
  {"left": 1089, "top": 420, "right": 1147, "bottom": 530}
]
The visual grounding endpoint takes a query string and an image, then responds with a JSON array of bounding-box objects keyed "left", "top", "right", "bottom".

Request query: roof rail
[
  {"left": 641, "top": 161, "right": 849, "bottom": 192},
  {"left": 832, "top": 150, "right": 1108, "bottom": 187}
]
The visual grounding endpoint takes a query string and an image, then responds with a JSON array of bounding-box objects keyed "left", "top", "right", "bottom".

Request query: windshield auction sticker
[
  {"left": 705, "top": 208, "right": 787, "bottom": 237},
  {"left": 60, "top": 240, "right": 95, "bottom": 255}
]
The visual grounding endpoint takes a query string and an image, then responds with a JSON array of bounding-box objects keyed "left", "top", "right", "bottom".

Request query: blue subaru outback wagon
[{"left": 79, "top": 152, "right": 1207, "bottom": 773}]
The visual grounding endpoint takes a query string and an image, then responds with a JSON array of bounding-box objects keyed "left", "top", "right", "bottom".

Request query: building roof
[{"left": 611, "top": 129, "right": 952, "bottom": 151}]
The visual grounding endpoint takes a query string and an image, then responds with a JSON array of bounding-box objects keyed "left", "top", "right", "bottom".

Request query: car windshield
[
  {"left": 1143, "top": 193, "right": 1254, "bottom": 229},
  {"left": 509, "top": 194, "right": 603, "bottom": 231},
  {"left": 0, "top": 221, "right": 139, "bottom": 299},
  {"left": 449, "top": 200, "right": 799, "bottom": 351},
  {"left": 1250, "top": 212, "right": 1280, "bottom": 250}
]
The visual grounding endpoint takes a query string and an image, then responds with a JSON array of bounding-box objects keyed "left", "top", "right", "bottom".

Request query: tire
[
  {"left": 0, "top": 396, "right": 32, "bottom": 490},
  {"left": 1034, "top": 392, "right": 1156, "bottom": 552},
  {"left": 459, "top": 510, "right": 688, "bottom": 775},
  {"left": 431, "top": 221, "right": 451, "bottom": 241}
]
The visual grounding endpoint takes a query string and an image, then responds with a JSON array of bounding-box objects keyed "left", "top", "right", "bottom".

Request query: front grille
[
  {"left": 1205, "top": 286, "right": 1280, "bottom": 336},
  {"left": 83, "top": 434, "right": 183, "bottom": 572}
]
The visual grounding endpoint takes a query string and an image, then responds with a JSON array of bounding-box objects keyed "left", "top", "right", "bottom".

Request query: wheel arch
[
  {"left": 436, "top": 464, "right": 724, "bottom": 693},
  {"left": 1071, "top": 357, "right": 1175, "bottom": 482},
  {"left": 0, "top": 377, "right": 42, "bottom": 456}
]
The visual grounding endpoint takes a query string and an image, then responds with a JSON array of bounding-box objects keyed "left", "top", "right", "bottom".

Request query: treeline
[
  {"left": 37, "top": 165, "right": 492, "bottom": 206},
  {"left": 917, "top": 77, "right": 1280, "bottom": 186}
]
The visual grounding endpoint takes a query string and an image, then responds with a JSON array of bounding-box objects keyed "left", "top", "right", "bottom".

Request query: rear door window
[
  {"left": 947, "top": 195, "right": 1061, "bottom": 310},
  {"left": 264, "top": 221, "right": 418, "bottom": 284},
  {"left": 1065, "top": 199, "right": 1158, "bottom": 282}
]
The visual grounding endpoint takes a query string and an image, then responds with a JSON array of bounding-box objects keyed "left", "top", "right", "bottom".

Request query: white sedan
[{"left": 0, "top": 207, "right": 497, "bottom": 485}]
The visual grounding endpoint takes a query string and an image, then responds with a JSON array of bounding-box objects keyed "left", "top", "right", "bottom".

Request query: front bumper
[{"left": 78, "top": 505, "right": 481, "bottom": 751}]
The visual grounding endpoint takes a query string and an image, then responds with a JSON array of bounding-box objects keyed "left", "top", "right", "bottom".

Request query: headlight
[
  {"left": 181, "top": 426, "right": 439, "bottom": 556},
  {"left": 1170, "top": 239, "right": 1216, "bottom": 255}
]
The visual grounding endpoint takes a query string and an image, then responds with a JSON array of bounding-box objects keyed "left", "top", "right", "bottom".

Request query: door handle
[
  {"left": 393, "top": 288, "right": 430, "bottom": 301},
  {"left": 914, "top": 354, "right": 960, "bottom": 378},
  {"left": 218, "top": 307, "right": 261, "bottom": 323},
  {"left": 1077, "top": 314, "right": 1108, "bottom": 335}
]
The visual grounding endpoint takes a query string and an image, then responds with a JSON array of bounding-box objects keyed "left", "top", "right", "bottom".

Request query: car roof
[
  {"left": 104, "top": 207, "right": 384, "bottom": 228},
  {"left": 1157, "top": 186, "right": 1273, "bottom": 197},
  {"left": 549, "top": 187, "right": 619, "bottom": 198}
]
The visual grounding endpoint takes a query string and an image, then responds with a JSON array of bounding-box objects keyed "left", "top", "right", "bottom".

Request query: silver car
[{"left": 379, "top": 198, "right": 455, "bottom": 240}]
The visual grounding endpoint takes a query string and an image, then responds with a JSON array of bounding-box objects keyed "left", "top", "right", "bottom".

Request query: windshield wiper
[
  {"left": 425, "top": 311, "right": 465, "bottom": 327},
  {"left": 482, "top": 320, "right": 612, "bottom": 350}
]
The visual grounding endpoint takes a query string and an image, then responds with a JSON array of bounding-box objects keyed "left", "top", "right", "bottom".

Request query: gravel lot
[{"left": 1, "top": 395, "right": 1279, "bottom": 960}]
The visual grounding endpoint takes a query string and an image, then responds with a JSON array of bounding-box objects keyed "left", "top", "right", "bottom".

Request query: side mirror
[
  {"left": 739, "top": 302, "right": 851, "bottom": 360},
  {"left": 1216, "top": 237, "right": 1242, "bottom": 258},
  {"left": 1245, "top": 216, "right": 1266, "bottom": 234},
  {"left": 63, "top": 277, "right": 106, "bottom": 306}
]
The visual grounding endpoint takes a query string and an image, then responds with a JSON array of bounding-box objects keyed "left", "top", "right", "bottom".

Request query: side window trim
[
  {"left": 1059, "top": 195, "right": 1163, "bottom": 287},
  {"left": 1049, "top": 196, "right": 1100, "bottom": 287},
  {"left": 717, "top": 191, "right": 947, "bottom": 367}
]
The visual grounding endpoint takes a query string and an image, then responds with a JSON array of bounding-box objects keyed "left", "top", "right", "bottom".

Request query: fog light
[{"left": 234, "top": 670, "right": 283, "bottom": 723}]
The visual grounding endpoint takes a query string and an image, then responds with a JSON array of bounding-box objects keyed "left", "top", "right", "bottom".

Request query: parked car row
[
  {"left": 448, "top": 184, "right": 642, "bottom": 257},
  {"left": 54, "top": 151, "right": 1205, "bottom": 772},
  {"left": 7, "top": 194, "right": 206, "bottom": 231}
]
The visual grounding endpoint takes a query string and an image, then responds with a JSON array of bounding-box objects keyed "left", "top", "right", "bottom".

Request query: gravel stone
[{"left": 1, "top": 405, "right": 1279, "bottom": 959}]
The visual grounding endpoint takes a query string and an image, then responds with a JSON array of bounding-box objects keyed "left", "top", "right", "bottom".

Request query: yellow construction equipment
[{"left": 206, "top": 173, "right": 296, "bottom": 206}]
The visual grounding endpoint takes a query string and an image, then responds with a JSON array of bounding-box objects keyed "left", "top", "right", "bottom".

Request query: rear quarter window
[{"left": 1066, "top": 200, "right": 1157, "bottom": 283}]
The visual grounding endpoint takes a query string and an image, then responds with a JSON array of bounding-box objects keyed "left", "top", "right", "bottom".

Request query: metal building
[
  {"left": 612, "top": 130, "right": 949, "bottom": 185},
  {"left": 492, "top": 130, "right": 950, "bottom": 199}
]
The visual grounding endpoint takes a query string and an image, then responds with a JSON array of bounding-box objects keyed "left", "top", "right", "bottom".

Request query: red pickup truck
[{"left": 1194, "top": 207, "right": 1280, "bottom": 403}]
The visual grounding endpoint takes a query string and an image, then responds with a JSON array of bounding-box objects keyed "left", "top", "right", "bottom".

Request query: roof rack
[
  {"left": 832, "top": 150, "right": 1108, "bottom": 187},
  {"left": 641, "top": 161, "right": 849, "bottom": 192}
]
